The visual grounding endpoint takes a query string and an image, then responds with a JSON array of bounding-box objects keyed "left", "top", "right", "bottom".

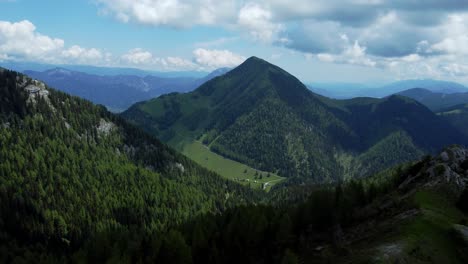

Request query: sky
[{"left": 1, "top": 0, "right": 468, "bottom": 84}]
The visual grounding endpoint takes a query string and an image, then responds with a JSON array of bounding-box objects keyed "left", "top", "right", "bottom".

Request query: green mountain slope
[
  {"left": 0, "top": 68, "right": 257, "bottom": 262},
  {"left": 123, "top": 57, "right": 350, "bottom": 181},
  {"left": 123, "top": 57, "right": 468, "bottom": 182},
  {"left": 398, "top": 88, "right": 468, "bottom": 111},
  {"left": 438, "top": 104, "right": 468, "bottom": 137}
]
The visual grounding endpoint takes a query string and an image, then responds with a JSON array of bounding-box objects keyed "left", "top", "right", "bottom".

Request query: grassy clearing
[
  {"left": 398, "top": 190, "right": 465, "bottom": 263},
  {"left": 182, "top": 140, "right": 285, "bottom": 190}
]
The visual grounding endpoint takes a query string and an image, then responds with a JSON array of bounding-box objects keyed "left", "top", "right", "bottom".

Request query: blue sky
[{"left": 1, "top": 0, "right": 468, "bottom": 84}]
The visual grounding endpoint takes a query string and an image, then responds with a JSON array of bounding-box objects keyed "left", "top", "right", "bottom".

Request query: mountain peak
[
  {"left": 195, "top": 56, "right": 311, "bottom": 102},
  {"left": 45, "top": 67, "right": 74, "bottom": 76},
  {"left": 241, "top": 56, "right": 272, "bottom": 67}
]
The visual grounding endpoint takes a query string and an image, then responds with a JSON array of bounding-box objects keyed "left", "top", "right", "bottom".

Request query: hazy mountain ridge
[
  {"left": 437, "top": 103, "right": 468, "bottom": 138},
  {"left": 22, "top": 67, "right": 230, "bottom": 112},
  {"left": 309, "top": 79, "right": 468, "bottom": 99},
  {"left": 1, "top": 60, "right": 209, "bottom": 78},
  {"left": 397, "top": 88, "right": 468, "bottom": 111}
]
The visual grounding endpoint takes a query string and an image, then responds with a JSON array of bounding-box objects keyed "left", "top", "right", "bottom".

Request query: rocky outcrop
[
  {"left": 97, "top": 119, "right": 115, "bottom": 136},
  {"left": 397, "top": 146, "right": 468, "bottom": 199},
  {"left": 453, "top": 224, "right": 468, "bottom": 245},
  {"left": 453, "top": 224, "right": 468, "bottom": 261},
  {"left": 25, "top": 80, "right": 50, "bottom": 103}
]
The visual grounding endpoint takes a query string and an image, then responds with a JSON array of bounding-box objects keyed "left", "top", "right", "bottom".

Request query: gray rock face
[
  {"left": 453, "top": 224, "right": 468, "bottom": 261},
  {"left": 97, "top": 119, "right": 115, "bottom": 135},
  {"left": 440, "top": 151, "right": 450, "bottom": 162},
  {"left": 397, "top": 146, "right": 468, "bottom": 198},
  {"left": 453, "top": 224, "right": 468, "bottom": 245}
]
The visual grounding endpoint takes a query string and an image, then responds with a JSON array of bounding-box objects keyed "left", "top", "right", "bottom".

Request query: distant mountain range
[
  {"left": 1, "top": 60, "right": 209, "bottom": 78},
  {"left": 397, "top": 88, "right": 468, "bottom": 111},
  {"left": 309, "top": 79, "right": 468, "bottom": 99},
  {"left": 23, "top": 67, "right": 230, "bottom": 112},
  {"left": 123, "top": 57, "right": 468, "bottom": 182}
]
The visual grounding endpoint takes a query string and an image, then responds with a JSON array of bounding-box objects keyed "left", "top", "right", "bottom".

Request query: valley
[
  {"left": 123, "top": 57, "right": 468, "bottom": 186},
  {"left": 182, "top": 140, "right": 285, "bottom": 190},
  {"left": 1, "top": 59, "right": 468, "bottom": 263},
  {"left": 2, "top": 2, "right": 468, "bottom": 261}
]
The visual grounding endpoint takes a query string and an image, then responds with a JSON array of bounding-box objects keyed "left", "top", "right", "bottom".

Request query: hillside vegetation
[
  {"left": 123, "top": 57, "right": 467, "bottom": 183},
  {"left": 0, "top": 68, "right": 258, "bottom": 262}
]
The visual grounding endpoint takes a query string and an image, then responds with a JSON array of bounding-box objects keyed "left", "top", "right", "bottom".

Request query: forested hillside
[
  {"left": 437, "top": 104, "right": 468, "bottom": 137},
  {"left": 0, "top": 68, "right": 257, "bottom": 263},
  {"left": 123, "top": 57, "right": 468, "bottom": 183}
]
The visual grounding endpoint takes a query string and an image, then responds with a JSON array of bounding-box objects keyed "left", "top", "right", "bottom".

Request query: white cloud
[
  {"left": 193, "top": 48, "right": 246, "bottom": 68},
  {"left": 432, "top": 36, "right": 468, "bottom": 55},
  {"left": 96, "top": 0, "right": 239, "bottom": 27},
  {"left": 165, "top": 56, "right": 197, "bottom": 69},
  {"left": 400, "top": 54, "right": 422, "bottom": 62},
  {"left": 0, "top": 20, "right": 245, "bottom": 71},
  {"left": 194, "top": 37, "right": 238, "bottom": 48},
  {"left": 440, "top": 63, "right": 468, "bottom": 77},
  {"left": 0, "top": 20, "right": 110, "bottom": 65},
  {"left": 430, "top": 14, "right": 468, "bottom": 55},
  {"left": 121, "top": 48, "right": 154, "bottom": 65},
  {"left": 62, "top": 45, "right": 106, "bottom": 64},
  {"left": 317, "top": 53, "right": 334, "bottom": 62},
  {"left": 237, "top": 3, "right": 283, "bottom": 42},
  {"left": 120, "top": 48, "right": 198, "bottom": 70},
  {"left": 0, "top": 20, "right": 64, "bottom": 62},
  {"left": 315, "top": 36, "right": 376, "bottom": 67}
]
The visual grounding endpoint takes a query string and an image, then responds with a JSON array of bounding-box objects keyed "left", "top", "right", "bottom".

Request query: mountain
[
  {"left": 2, "top": 67, "right": 468, "bottom": 264},
  {"left": 378, "top": 79, "right": 468, "bottom": 95},
  {"left": 1, "top": 60, "right": 208, "bottom": 78},
  {"left": 123, "top": 57, "right": 467, "bottom": 182},
  {"left": 397, "top": 88, "right": 468, "bottom": 111},
  {"left": 309, "top": 79, "right": 468, "bottom": 99},
  {"left": 0, "top": 68, "right": 256, "bottom": 262},
  {"left": 437, "top": 104, "right": 468, "bottom": 137},
  {"left": 23, "top": 67, "right": 228, "bottom": 112},
  {"left": 307, "top": 82, "right": 375, "bottom": 99}
]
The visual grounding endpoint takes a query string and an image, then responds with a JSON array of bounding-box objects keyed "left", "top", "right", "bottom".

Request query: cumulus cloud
[
  {"left": 429, "top": 14, "right": 468, "bottom": 55},
  {"left": 194, "top": 37, "right": 238, "bottom": 48},
  {"left": 96, "top": 0, "right": 239, "bottom": 27},
  {"left": 315, "top": 36, "right": 376, "bottom": 67},
  {"left": 193, "top": 48, "right": 246, "bottom": 68},
  {"left": 120, "top": 48, "right": 246, "bottom": 70},
  {"left": 120, "top": 48, "right": 199, "bottom": 70},
  {"left": 121, "top": 48, "right": 154, "bottom": 65},
  {"left": 0, "top": 20, "right": 109, "bottom": 65},
  {"left": 0, "top": 20, "right": 64, "bottom": 62},
  {"left": 237, "top": 3, "right": 283, "bottom": 42},
  {"left": 0, "top": 19, "right": 246, "bottom": 71},
  {"left": 92, "top": 0, "right": 468, "bottom": 80},
  {"left": 95, "top": 1, "right": 468, "bottom": 58},
  {"left": 61, "top": 45, "right": 109, "bottom": 64}
]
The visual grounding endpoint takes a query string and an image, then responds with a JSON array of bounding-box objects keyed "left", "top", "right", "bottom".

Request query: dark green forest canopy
[
  {"left": 0, "top": 69, "right": 259, "bottom": 262},
  {"left": 123, "top": 57, "right": 468, "bottom": 183}
]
